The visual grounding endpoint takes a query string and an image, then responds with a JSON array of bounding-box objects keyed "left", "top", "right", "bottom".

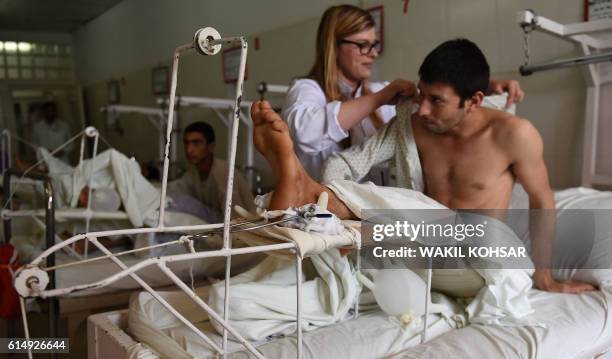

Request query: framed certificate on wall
[
  {"left": 222, "top": 47, "right": 248, "bottom": 84},
  {"left": 108, "top": 80, "right": 120, "bottom": 104},
  {"left": 585, "top": 0, "right": 612, "bottom": 21},
  {"left": 367, "top": 5, "right": 384, "bottom": 54},
  {"left": 152, "top": 66, "right": 170, "bottom": 95}
]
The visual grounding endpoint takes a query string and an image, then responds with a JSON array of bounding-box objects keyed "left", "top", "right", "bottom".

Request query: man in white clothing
[
  {"left": 168, "top": 122, "right": 255, "bottom": 221},
  {"left": 32, "top": 102, "right": 73, "bottom": 163}
]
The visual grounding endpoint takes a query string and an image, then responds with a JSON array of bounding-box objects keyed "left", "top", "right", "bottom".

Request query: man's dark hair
[
  {"left": 418, "top": 38, "right": 490, "bottom": 105},
  {"left": 184, "top": 121, "right": 215, "bottom": 143}
]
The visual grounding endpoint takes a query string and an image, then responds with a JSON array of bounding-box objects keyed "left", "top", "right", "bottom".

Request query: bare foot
[
  {"left": 251, "top": 101, "right": 326, "bottom": 210},
  {"left": 251, "top": 101, "right": 358, "bottom": 219}
]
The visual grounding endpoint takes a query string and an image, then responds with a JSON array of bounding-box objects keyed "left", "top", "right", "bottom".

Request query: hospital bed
[
  {"left": 1, "top": 130, "right": 260, "bottom": 346},
  {"left": 88, "top": 285, "right": 612, "bottom": 358},
  {"left": 1, "top": 166, "right": 261, "bottom": 348},
  {"left": 81, "top": 12, "right": 612, "bottom": 358},
  {"left": 84, "top": 185, "right": 612, "bottom": 359},
  {"left": 10, "top": 26, "right": 359, "bottom": 359},
  {"left": 12, "top": 25, "right": 612, "bottom": 359}
]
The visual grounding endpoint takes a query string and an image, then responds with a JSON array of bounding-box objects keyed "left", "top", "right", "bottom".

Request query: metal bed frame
[
  {"left": 99, "top": 104, "right": 171, "bottom": 173},
  {"left": 11, "top": 27, "right": 307, "bottom": 359},
  {"left": 2, "top": 168, "right": 59, "bottom": 357},
  {"left": 517, "top": 9, "right": 612, "bottom": 188},
  {"left": 10, "top": 26, "right": 435, "bottom": 359},
  {"left": 256, "top": 81, "right": 290, "bottom": 101},
  {"left": 2, "top": 125, "right": 128, "bottom": 259}
]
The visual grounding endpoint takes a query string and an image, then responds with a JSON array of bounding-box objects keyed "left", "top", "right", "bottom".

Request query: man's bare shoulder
[
  {"left": 482, "top": 108, "right": 543, "bottom": 161},
  {"left": 484, "top": 109, "right": 539, "bottom": 144}
]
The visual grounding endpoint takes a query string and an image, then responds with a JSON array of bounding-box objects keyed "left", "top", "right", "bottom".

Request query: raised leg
[{"left": 251, "top": 101, "right": 355, "bottom": 219}]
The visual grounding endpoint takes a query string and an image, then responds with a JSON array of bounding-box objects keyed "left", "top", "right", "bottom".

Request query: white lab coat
[
  {"left": 32, "top": 119, "right": 73, "bottom": 163},
  {"left": 281, "top": 79, "right": 396, "bottom": 180}
]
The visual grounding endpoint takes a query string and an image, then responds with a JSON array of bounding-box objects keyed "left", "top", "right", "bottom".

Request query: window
[{"left": 0, "top": 41, "right": 74, "bottom": 81}]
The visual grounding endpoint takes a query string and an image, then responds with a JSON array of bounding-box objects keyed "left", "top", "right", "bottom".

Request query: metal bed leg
[
  {"left": 223, "top": 255, "right": 232, "bottom": 358},
  {"left": 354, "top": 247, "right": 361, "bottom": 319},
  {"left": 88, "top": 237, "right": 227, "bottom": 354},
  {"left": 421, "top": 258, "right": 433, "bottom": 344},
  {"left": 3, "top": 169, "right": 57, "bottom": 351},
  {"left": 157, "top": 261, "right": 265, "bottom": 358},
  {"left": 296, "top": 252, "right": 303, "bottom": 359}
]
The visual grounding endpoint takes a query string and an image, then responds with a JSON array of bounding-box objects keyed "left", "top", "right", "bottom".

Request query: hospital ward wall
[{"left": 76, "top": 0, "right": 592, "bottom": 190}]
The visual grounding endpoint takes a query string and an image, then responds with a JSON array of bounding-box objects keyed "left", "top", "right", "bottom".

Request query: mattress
[{"left": 127, "top": 285, "right": 612, "bottom": 359}]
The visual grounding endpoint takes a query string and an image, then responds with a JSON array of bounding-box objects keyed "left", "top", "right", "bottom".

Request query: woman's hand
[
  {"left": 382, "top": 79, "right": 418, "bottom": 106},
  {"left": 338, "top": 79, "right": 417, "bottom": 131},
  {"left": 488, "top": 79, "right": 525, "bottom": 109}
]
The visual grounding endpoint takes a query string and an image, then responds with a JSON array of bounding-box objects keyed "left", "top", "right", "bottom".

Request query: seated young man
[
  {"left": 168, "top": 121, "right": 255, "bottom": 221},
  {"left": 251, "top": 38, "right": 595, "bottom": 294}
]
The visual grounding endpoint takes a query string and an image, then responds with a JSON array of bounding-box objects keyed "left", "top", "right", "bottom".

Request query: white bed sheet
[
  {"left": 387, "top": 287, "right": 612, "bottom": 359},
  {"left": 128, "top": 285, "right": 611, "bottom": 359}
]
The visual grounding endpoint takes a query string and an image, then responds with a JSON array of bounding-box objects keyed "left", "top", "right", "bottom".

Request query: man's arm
[
  {"left": 167, "top": 171, "right": 195, "bottom": 197},
  {"left": 509, "top": 119, "right": 596, "bottom": 293},
  {"left": 322, "top": 116, "right": 399, "bottom": 184}
]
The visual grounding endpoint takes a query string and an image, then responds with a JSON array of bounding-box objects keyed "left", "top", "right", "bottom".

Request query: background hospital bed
[{"left": 1, "top": 169, "right": 263, "bottom": 357}]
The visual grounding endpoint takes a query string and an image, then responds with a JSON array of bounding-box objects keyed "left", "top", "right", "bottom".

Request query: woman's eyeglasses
[{"left": 338, "top": 39, "right": 381, "bottom": 55}]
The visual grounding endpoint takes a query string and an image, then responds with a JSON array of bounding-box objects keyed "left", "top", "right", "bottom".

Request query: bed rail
[{"left": 2, "top": 168, "right": 59, "bottom": 354}]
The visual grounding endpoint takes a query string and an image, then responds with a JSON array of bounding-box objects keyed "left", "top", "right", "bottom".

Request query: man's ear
[
  {"left": 208, "top": 142, "right": 215, "bottom": 153},
  {"left": 465, "top": 91, "right": 485, "bottom": 112}
]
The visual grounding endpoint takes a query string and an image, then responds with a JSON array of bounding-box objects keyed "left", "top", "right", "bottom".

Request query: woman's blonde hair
[{"left": 308, "top": 5, "right": 384, "bottom": 129}]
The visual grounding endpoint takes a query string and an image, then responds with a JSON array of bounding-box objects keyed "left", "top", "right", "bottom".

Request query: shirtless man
[{"left": 252, "top": 38, "right": 595, "bottom": 294}]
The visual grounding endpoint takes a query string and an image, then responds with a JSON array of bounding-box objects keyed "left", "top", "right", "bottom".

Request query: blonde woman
[{"left": 282, "top": 4, "right": 524, "bottom": 181}]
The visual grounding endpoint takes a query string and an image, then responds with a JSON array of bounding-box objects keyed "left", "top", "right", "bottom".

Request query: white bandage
[{"left": 253, "top": 192, "right": 344, "bottom": 235}]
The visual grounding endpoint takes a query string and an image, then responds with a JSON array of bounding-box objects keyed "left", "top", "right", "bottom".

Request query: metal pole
[
  {"left": 520, "top": 51, "right": 612, "bottom": 75},
  {"left": 354, "top": 248, "right": 361, "bottom": 319},
  {"left": 43, "top": 175, "right": 58, "bottom": 358},
  {"left": 219, "top": 37, "right": 248, "bottom": 355},
  {"left": 158, "top": 42, "right": 194, "bottom": 229},
  {"left": 83, "top": 130, "right": 100, "bottom": 257},
  {"left": 78, "top": 133, "right": 86, "bottom": 169},
  {"left": 3, "top": 169, "right": 57, "bottom": 353},
  {"left": 296, "top": 253, "right": 303, "bottom": 359},
  {"left": 157, "top": 262, "right": 265, "bottom": 359},
  {"left": 421, "top": 258, "right": 433, "bottom": 344}
]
